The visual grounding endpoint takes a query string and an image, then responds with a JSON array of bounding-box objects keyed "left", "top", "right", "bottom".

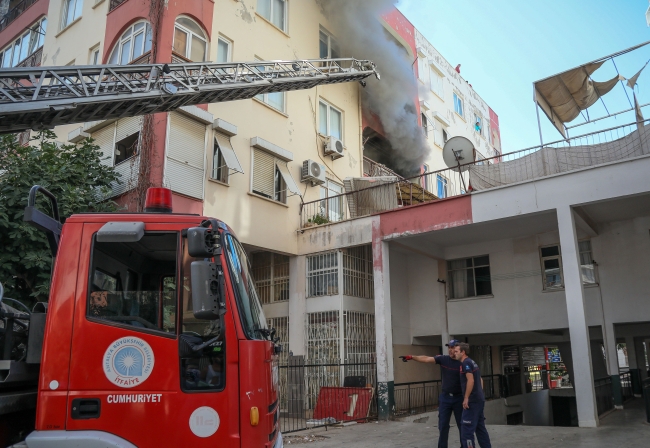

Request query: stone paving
[{"left": 283, "top": 399, "right": 650, "bottom": 447}]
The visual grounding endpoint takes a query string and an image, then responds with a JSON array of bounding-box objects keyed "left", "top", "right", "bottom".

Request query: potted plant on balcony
[{"left": 304, "top": 214, "right": 329, "bottom": 228}]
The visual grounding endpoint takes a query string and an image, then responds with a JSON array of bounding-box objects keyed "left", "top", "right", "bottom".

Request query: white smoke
[{"left": 319, "top": 0, "right": 429, "bottom": 176}]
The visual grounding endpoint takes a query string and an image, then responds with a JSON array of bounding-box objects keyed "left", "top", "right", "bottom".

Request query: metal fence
[
  {"left": 620, "top": 371, "right": 633, "bottom": 402},
  {"left": 0, "top": 0, "right": 38, "bottom": 33},
  {"left": 595, "top": 376, "right": 615, "bottom": 416},
  {"left": 278, "top": 360, "right": 377, "bottom": 433},
  {"left": 394, "top": 380, "right": 442, "bottom": 416},
  {"left": 300, "top": 120, "right": 650, "bottom": 229}
]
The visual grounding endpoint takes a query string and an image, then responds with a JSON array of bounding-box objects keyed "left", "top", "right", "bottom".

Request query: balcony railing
[
  {"left": 16, "top": 46, "right": 42, "bottom": 67},
  {"left": 363, "top": 156, "right": 404, "bottom": 179},
  {"left": 109, "top": 0, "right": 127, "bottom": 11},
  {"left": 0, "top": 0, "right": 38, "bottom": 33},
  {"left": 300, "top": 119, "right": 650, "bottom": 229}
]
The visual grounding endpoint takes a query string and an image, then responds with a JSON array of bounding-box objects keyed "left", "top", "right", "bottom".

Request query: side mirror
[
  {"left": 190, "top": 261, "right": 222, "bottom": 320},
  {"left": 187, "top": 227, "right": 220, "bottom": 258}
]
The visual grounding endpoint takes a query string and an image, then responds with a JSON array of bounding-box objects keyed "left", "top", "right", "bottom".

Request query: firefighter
[
  {"left": 399, "top": 340, "right": 463, "bottom": 448},
  {"left": 453, "top": 342, "right": 491, "bottom": 448}
]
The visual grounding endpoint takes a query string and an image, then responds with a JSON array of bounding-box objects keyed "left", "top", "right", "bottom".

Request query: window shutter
[
  {"left": 115, "top": 116, "right": 141, "bottom": 142},
  {"left": 166, "top": 112, "right": 206, "bottom": 199},
  {"left": 91, "top": 123, "right": 116, "bottom": 167},
  {"left": 252, "top": 148, "right": 275, "bottom": 198},
  {"left": 112, "top": 117, "right": 142, "bottom": 196}
]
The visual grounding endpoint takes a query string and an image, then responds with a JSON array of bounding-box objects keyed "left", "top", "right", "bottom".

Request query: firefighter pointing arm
[{"left": 399, "top": 340, "right": 464, "bottom": 448}]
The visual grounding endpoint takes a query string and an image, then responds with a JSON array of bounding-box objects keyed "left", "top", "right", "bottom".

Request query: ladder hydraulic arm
[{"left": 0, "top": 58, "right": 379, "bottom": 134}]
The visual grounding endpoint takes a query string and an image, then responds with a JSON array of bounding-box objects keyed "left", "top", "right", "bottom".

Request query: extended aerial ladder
[{"left": 0, "top": 58, "right": 379, "bottom": 134}]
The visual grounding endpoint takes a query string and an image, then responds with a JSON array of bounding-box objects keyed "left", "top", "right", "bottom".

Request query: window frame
[
  {"left": 539, "top": 244, "right": 563, "bottom": 290},
  {"left": 86, "top": 231, "right": 179, "bottom": 339},
  {"left": 429, "top": 65, "right": 444, "bottom": 99},
  {"left": 257, "top": 0, "right": 288, "bottom": 33},
  {"left": 421, "top": 113, "right": 429, "bottom": 138},
  {"left": 447, "top": 255, "right": 492, "bottom": 300},
  {"left": 251, "top": 148, "right": 289, "bottom": 204},
  {"left": 318, "top": 99, "right": 343, "bottom": 141},
  {"left": 436, "top": 173, "right": 448, "bottom": 199},
  {"left": 212, "top": 138, "right": 230, "bottom": 184},
  {"left": 90, "top": 45, "right": 100, "bottom": 65},
  {"left": 61, "top": 0, "right": 83, "bottom": 30},
  {"left": 108, "top": 20, "right": 152, "bottom": 65},
  {"left": 319, "top": 179, "right": 344, "bottom": 222},
  {"left": 307, "top": 251, "right": 339, "bottom": 297},
  {"left": 416, "top": 52, "right": 428, "bottom": 83},
  {"left": 173, "top": 16, "right": 208, "bottom": 62},
  {"left": 251, "top": 252, "right": 290, "bottom": 304},
  {"left": 422, "top": 164, "right": 430, "bottom": 191},
  {"left": 216, "top": 35, "right": 233, "bottom": 63},
  {"left": 453, "top": 92, "right": 464, "bottom": 118},
  {"left": 475, "top": 113, "right": 483, "bottom": 136},
  {"left": 319, "top": 27, "right": 339, "bottom": 59},
  {"left": 254, "top": 58, "right": 287, "bottom": 113}
]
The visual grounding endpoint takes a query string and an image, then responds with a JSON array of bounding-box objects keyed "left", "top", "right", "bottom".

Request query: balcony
[
  {"left": 109, "top": 0, "right": 127, "bottom": 12},
  {"left": 301, "top": 120, "right": 650, "bottom": 228},
  {"left": 15, "top": 46, "right": 41, "bottom": 67},
  {"left": 0, "top": 0, "right": 38, "bottom": 33}
]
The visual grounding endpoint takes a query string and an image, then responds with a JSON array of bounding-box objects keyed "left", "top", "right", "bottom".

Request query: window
[
  {"left": 173, "top": 17, "right": 207, "bottom": 62},
  {"left": 433, "top": 120, "right": 447, "bottom": 148},
  {"left": 436, "top": 173, "right": 448, "bottom": 199},
  {"left": 211, "top": 133, "right": 243, "bottom": 184},
  {"left": 257, "top": 0, "right": 287, "bottom": 32},
  {"left": 430, "top": 66, "right": 444, "bottom": 98},
  {"left": 320, "top": 179, "right": 344, "bottom": 222},
  {"left": 114, "top": 132, "right": 139, "bottom": 165},
  {"left": 443, "top": 129, "right": 449, "bottom": 143},
  {"left": 319, "top": 100, "right": 342, "bottom": 140},
  {"left": 422, "top": 164, "right": 430, "bottom": 191},
  {"left": 216, "top": 36, "right": 232, "bottom": 63},
  {"left": 180, "top": 237, "right": 225, "bottom": 392},
  {"left": 453, "top": 92, "right": 464, "bottom": 118},
  {"left": 540, "top": 245, "right": 563, "bottom": 289},
  {"left": 319, "top": 28, "right": 340, "bottom": 59},
  {"left": 108, "top": 21, "right": 152, "bottom": 65},
  {"left": 579, "top": 240, "right": 596, "bottom": 284},
  {"left": 252, "top": 149, "right": 291, "bottom": 203},
  {"left": 251, "top": 252, "right": 290, "bottom": 304},
  {"left": 212, "top": 140, "right": 228, "bottom": 183},
  {"left": 475, "top": 114, "right": 483, "bottom": 135},
  {"left": 0, "top": 18, "right": 47, "bottom": 67},
  {"left": 417, "top": 53, "right": 428, "bottom": 83},
  {"left": 62, "top": 0, "right": 83, "bottom": 29},
  {"left": 88, "top": 232, "right": 177, "bottom": 334},
  {"left": 421, "top": 113, "right": 429, "bottom": 138},
  {"left": 342, "top": 246, "right": 374, "bottom": 300},
  {"left": 90, "top": 46, "right": 100, "bottom": 65},
  {"left": 448, "top": 255, "right": 492, "bottom": 299},
  {"left": 307, "top": 252, "right": 339, "bottom": 297},
  {"left": 254, "top": 59, "right": 286, "bottom": 112}
]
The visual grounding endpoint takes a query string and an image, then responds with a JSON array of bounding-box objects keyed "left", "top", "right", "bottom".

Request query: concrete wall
[
  {"left": 505, "top": 390, "right": 553, "bottom": 426},
  {"left": 392, "top": 344, "right": 441, "bottom": 384}
]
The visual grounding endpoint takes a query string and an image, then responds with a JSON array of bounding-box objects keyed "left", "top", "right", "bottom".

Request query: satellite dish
[{"left": 442, "top": 136, "right": 475, "bottom": 172}]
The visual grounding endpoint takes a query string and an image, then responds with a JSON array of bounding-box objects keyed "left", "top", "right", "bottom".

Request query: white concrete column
[
  {"left": 288, "top": 255, "right": 306, "bottom": 357},
  {"left": 603, "top": 322, "right": 619, "bottom": 376},
  {"left": 557, "top": 206, "right": 599, "bottom": 427},
  {"left": 373, "top": 237, "right": 394, "bottom": 420}
]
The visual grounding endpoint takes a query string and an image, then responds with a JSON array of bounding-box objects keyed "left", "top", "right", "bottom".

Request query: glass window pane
[
  {"left": 257, "top": 0, "right": 271, "bottom": 20},
  {"left": 133, "top": 22, "right": 144, "bottom": 32},
  {"left": 144, "top": 24, "right": 152, "bottom": 53},
  {"left": 132, "top": 31, "right": 144, "bottom": 59},
  {"left": 176, "top": 17, "right": 205, "bottom": 38},
  {"left": 120, "top": 39, "right": 132, "bottom": 65},
  {"left": 29, "top": 29, "right": 39, "bottom": 55},
  {"left": 190, "top": 35, "right": 206, "bottom": 62},
  {"left": 475, "top": 266, "right": 492, "bottom": 296},
  {"left": 331, "top": 41, "right": 340, "bottom": 59},
  {"left": 39, "top": 18, "right": 47, "bottom": 46},
  {"left": 330, "top": 108, "right": 342, "bottom": 140},
  {"left": 272, "top": 0, "right": 285, "bottom": 30},
  {"left": 11, "top": 41, "right": 21, "bottom": 66},
  {"left": 581, "top": 265, "right": 596, "bottom": 284},
  {"left": 473, "top": 256, "right": 489, "bottom": 267},
  {"left": 64, "top": 0, "right": 75, "bottom": 27},
  {"left": 319, "top": 31, "right": 328, "bottom": 58},
  {"left": 109, "top": 47, "right": 118, "bottom": 64},
  {"left": 19, "top": 33, "right": 29, "bottom": 62},
  {"left": 319, "top": 102, "right": 328, "bottom": 135},
  {"left": 267, "top": 91, "right": 284, "bottom": 111},
  {"left": 173, "top": 27, "right": 188, "bottom": 57},
  {"left": 217, "top": 38, "right": 229, "bottom": 63},
  {"left": 544, "top": 258, "right": 562, "bottom": 288},
  {"left": 578, "top": 240, "right": 591, "bottom": 253},
  {"left": 541, "top": 246, "right": 560, "bottom": 257},
  {"left": 73, "top": 0, "right": 84, "bottom": 20}
]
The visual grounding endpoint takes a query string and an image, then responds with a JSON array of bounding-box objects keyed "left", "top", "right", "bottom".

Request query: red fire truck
[
  {"left": 1, "top": 185, "right": 282, "bottom": 447},
  {"left": 0, "top": 57, "right": 378, "bottom": 447}
]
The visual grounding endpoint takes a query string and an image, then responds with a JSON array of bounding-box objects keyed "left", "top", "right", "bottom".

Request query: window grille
[
  {"left": 343, "top": 311, "right": 376, "bottom": 390},
  {"left": 307, "top": 252, "right": 339, "bottom": 297},
  {"left": 252, "top": 252, "right": 290, "bottom": 304},
  {"left": 267, "top": 316, "right": 289, "bottom": 364},
  {"left": 447, "top": 255, "right": 492, "bottom": 299},
  {"left": 343, "top": 245, "right": 374, "bottom": 300},
  {"left": 306, "top": 311, "right": 340, "bottom": 363}
]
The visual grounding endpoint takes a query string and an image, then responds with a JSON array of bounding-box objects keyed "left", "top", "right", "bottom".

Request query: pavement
[{"left": 283, "top": 398, "right": 650, "bottom": 447}]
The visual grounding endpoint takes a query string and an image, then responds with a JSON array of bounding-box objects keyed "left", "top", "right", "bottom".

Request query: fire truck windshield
[{"left": 223, "top": 233, "right": 268, "bottom": 340}]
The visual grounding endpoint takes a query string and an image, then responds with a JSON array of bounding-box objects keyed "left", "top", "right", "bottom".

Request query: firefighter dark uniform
[
  {"left": 459, "top": 357, "right": 491, "bottom": 448},
  {"left": 434, "top": 353, "right": 463, "bottom": 448}
]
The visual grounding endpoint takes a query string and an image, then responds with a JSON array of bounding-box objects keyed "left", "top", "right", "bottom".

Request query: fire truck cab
[{"left": 15, "top": 186, "right": 282, "bottom": 447}]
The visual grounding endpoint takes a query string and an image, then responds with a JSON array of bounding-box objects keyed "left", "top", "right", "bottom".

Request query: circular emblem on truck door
[
  {"left": 103, "top": 337, "right": 155, "bottom": 388},
  {"left": 189, "top": 406, "right": 220, "bottom": 437}
]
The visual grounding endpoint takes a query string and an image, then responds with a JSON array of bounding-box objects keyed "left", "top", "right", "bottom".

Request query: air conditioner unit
[
  {"left": 324, "top": 136, "right": 344, "bottom": 160},
  {"left": 301, "top": 159, "right": 326, "bottom": 186}
]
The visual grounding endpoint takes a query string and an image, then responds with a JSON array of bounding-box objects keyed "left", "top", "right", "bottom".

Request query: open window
[
  {"left": 251, "top": 148, "right": 300, "bottom": 203},
  {"left": 114, "top": 132, "right": 139, "bottom": 165},
  {"left": 212, "top": 133, "right": 243, "bottom": 184}
]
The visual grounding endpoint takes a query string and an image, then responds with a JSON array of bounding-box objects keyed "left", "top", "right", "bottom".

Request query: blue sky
[{"left": 398, "top": 0, "right": 650, "bottom": 153}]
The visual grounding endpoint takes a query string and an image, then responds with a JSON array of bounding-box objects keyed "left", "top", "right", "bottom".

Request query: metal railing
[
  {"left": 16, "top": 46, "right": 42, "bottom": 68},
  {"left": 300, "top": 120, "right": 650, "bottom": 229},
  {"left": 620, "top": 371, "right": 633, "bottom": 402},
  {"left": 363, "top": 156, "right": 404, "bottom": 179},
  {"left": 278, "top": 360, "right": 377, "bottom": 434},
  {"left": 394, "top": 380, "right": 442, "bottom": 416},
  {"left": 0, "top": 0, "right": 38, "bottom": 33},
  {"left": 595, "top": 376, "right": 615, "bottom": 416},
  {"left": 0, "top": 57, "right": 378, "bottom": 134},
  {"left": 109, "top": 0, "right": 127, "bottom": 11}
]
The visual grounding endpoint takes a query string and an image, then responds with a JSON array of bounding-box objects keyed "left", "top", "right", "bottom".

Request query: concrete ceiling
[{"left": 578, "top": 192, "right": 650, "bottom": 224}]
